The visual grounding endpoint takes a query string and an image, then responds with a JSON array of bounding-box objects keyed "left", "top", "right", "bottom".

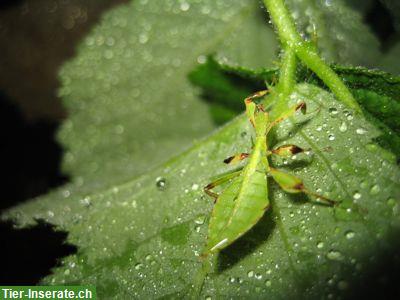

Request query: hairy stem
[
  {"left": 263, "top": 0, "right": 301, "bottom": 47},
  {"left": 274, "top": 47, "right": 297, "bottom": 114},
  {"left": 278, "top": 47, "right": 296, "bottom": 98},
  {"left": 263, "top": 0, "right": 361, "bottom": 112}
]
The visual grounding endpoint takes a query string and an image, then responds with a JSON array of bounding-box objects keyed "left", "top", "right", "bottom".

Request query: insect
[{"left": 203, "top": 90, "right": 336, "bottom": 256}]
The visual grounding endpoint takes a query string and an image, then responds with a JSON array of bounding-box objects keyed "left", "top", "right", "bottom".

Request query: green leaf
[
  {"left": 188, "top": 56, "right": 268, "bottom": 125},
  {"left": 57, "top": 0, "right": 278, "bottom": 190},
  {"left": 285, "top": 0, "right": 381, "bottom": 66},
  {"left": 189, "top": 57, "right": 400, "bottom": 156},
  {"left": 3, "top": 84, "right": 400, "bottom": 299}
]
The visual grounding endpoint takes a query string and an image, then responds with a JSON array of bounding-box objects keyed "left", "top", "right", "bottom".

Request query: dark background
[{"left": 0, "top": 0, "right": 398, "bottom": 298}]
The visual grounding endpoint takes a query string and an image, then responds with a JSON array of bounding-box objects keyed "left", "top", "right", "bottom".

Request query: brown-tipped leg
[
  {"left": 203, "top": 170, "right": 243, "bottom": 203},
  {"left": 223, "top": 153, "right": 249, "bottom": 164},
  {"left": 204, "top": 185, "right": 219, "bottom": 203},
  {"left": 267, "top": 101, "right": 307, "bottom": 132},
  {"left": 245, "top": 90, "right": 269, "bottom": 102},
  {"left": 271, "top": 144, "right": 307, "bottom": 157},
  {"left": 244, "top": 90, "right": 269, "bottom": 127},
  {"left": 269, "top": 168, "right": 338, "bottom": 207},
  {"left": 298, "top": 102, "right": 307, "bottom": 114},
  {"left": 304, "top": 189, "right": 339, "bottom": 207},
  {"left": 257, "top": 103, "right": 266, "bottom": 112},
  {"left": 270, "top": 145, "right": 333, "bottom": 158}
]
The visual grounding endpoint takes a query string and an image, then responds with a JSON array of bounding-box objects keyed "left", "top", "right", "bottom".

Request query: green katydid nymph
[{"left": 203, "top": 90, "right": 337, "bottom": 256}]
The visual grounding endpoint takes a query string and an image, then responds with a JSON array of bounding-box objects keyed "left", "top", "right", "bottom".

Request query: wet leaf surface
[{"left": 3, "top": 84, "right": 400, "bottom": 299}]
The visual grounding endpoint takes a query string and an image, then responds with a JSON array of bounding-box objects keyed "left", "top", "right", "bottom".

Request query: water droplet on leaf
[
  {"left": 370, "top": 184, "right": 380, "bottom": 195},
  {"left": 327, "top": 250, "right": 343, "bottom": 261},
  {"left": 156, "top": 177, "right": 167, "bottom": 190},
  {"left": 356, "top": 128, "right": 367, "bottom": 135},
  {"left": 345, "top": 231, "right": 355, "bottom": 239},
  {"left": 339, "top": 122, "right": 347, "bottom": 132},
  {"left": 328, "top": 107, "right": 338, "bottom": 116}
]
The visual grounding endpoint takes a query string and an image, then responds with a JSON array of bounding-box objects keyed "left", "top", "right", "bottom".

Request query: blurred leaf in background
[
  {"left": 56, "top": 0, "right": 277, "bottom": 188},
  {"left": 0, "top": 0, "right": 128, "bottom": 121},
  {"left": 380, "top": 0, "right": 400, "bottom": 29}
]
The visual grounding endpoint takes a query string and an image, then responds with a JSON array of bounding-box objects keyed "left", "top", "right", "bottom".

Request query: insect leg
[
  {"left": 269, "top": 168, "right": 337, "bottom": 206},
  {"left": 223, "top": 153, "right": 249, "bottom": 164},
  {"left": 268, "top": 145, "right": 335, "bottom": 157},
  {"left": 269, "top": 144, "right": 307, "bottom": 157},
  {"left": 204, "top": 170, "right": 243, "bottom": 202},
  {"left": 267, "top": 102, "right": 306, "bottom": 132},
  {"left": 245, "top": 90, "right": 269, "bottom": 127}
]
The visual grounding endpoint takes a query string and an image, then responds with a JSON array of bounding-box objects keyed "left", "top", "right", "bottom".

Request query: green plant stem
[
  {"left": 278, "top": 47, "right": 296, "bottom": 97},
  {"left": 274, "top": 47, "right": 297, "bottom": 114},
  {"left": 263, "top": 0, "right": 361, "bottom": 113}
]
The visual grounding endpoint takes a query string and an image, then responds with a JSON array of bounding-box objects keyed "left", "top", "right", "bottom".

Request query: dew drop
[
  {"left": 180, "top": 2, "right": 190, "bottom": 11},
  {"left": 247, "top": 270, "right": 254, "bottom": 278},
  {"left": 265, "top": 280, "right": 272, "bottom": 287},
  {"left": 132, "top": 200, "right": 137, "bottom": 208},
  {"left": 194, "top": 215, "right": 205, "bottom": 225},
  {"left": 156, "top": 177, "right": 167, "bottom": 190},
  {"left": 353, "top": 192, "right": 361, "bottom": 200},
  {"left": 80, "top": 197, "right": 91, "bottom": 207},
  {"left": 345, "top": 231, "right": 355, "bottom": 239},
  {"left": 134, "top": 263, "right": 143, "bottom": 270},
  {"left": 317, "top": 241, "right": 324, "bottom": 249},
  {"left": 197, "top": 55, "right": 206, "bottom": 64},
  {"left": 339, "top": 122, "right": 347, "bottom": 132},
  {"left": 191, "top": 183, "right": 199, "bottom": 191},
  {"left": 370, "top": 184, "right": 380, "bottom": 195},
  {"left": 139, "top": 33, "right": 149, "bottom": 44},
  {"left": 328, "top": 107, "right": 338, "bottom": 116},
  {"left": 344, "top": 111, "right": 353, "bottom": 120},
  {"left": 326, "top": 250, "right": 343, "bottom": 261},
  {"left": 356, "top": 128, "right": 367, "bottom": 135},
  {"left": 328, "top": 134, "right": 335, "bottom": 141}
]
